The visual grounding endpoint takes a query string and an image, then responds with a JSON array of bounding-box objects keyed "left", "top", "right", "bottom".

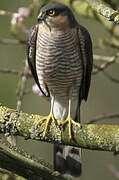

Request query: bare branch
[
  {"left": 16, "top": 60, "right": 30, "bottom": 111},
  {"left": 103, "top": 71, "right": 119, "bottom": 83},
  {"left": 0, "top": 39, "right": 26, "bottom": 45},
  {"left": 0, "top": 68, "right": 20, "bottom": 75},
  {"left": 94, "top": 54, "right": 119, "bottom": 63},
  {"left": 0, "top": 68, "right": 32, "bottom": 78},
  {"left": 0, "top": 10, "right": 12, "bottom": 16},
  {"left": 108, "top": 164, "right": 119, "bottom": 179},
  {"left": 93, "top": 53, "right": 119, "bottom": 75},
  {"left": 88, "top": 112, "right": 119, "bottom": 124}
]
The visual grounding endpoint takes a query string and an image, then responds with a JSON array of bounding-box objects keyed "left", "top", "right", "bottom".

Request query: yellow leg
[
  {"left": 60, "top": 99, "right": 80, "bottom": 139},
  {"left": 36, "top": 97, "right": 56, "bottom": 137}
]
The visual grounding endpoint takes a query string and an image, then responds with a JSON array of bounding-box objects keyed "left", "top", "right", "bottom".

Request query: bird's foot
[
  {"left": 35, "top": 111, "right": 56, "bottom": 137},
  {"left": 59, "top": 115, "right": 80, "bottom": 139}
]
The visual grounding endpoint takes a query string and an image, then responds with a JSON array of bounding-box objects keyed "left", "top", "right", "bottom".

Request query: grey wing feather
[
  {"left": 26, "top": 25, "right": 49, "bottom": 97},
  {"left": 78, "top": 25, "right": 93, "bottom": 101}
]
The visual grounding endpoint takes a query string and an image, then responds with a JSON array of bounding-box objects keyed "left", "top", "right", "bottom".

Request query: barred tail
[{"left": 54, "top": 144, "right": 82, "bottom": 177}]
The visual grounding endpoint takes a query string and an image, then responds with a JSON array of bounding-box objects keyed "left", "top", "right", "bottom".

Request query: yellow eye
[{"left": 48, "top": 10, "right": 56, "bottom": 16}]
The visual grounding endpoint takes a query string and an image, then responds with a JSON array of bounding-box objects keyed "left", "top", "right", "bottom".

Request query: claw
[
  {"left": 60, "top": 115, "right": 80, "bottom": 139},
  {"left": 36, "top": 111, "right": 56, "bottom": 137},
  {"left": 35, "top": 96, "right": 56, "bottom": 137}
]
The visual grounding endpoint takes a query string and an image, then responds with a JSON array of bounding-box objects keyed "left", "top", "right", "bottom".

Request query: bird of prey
[{"left": 27, "top": 3, "right": 93, "bottom": 178}]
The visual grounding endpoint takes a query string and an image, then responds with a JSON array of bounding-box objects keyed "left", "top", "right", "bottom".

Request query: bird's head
[{"left": 37, "top": 3, "right": 77, "bottom": 31}]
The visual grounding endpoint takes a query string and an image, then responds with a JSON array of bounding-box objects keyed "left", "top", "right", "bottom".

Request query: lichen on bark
[{"left": 0, "top": 106, "right": 119, "bottom": 154}]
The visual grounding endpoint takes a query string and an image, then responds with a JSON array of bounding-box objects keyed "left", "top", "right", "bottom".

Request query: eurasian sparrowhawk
[{"left": 27, "top": 3, "right": 93, "bottom": 178}]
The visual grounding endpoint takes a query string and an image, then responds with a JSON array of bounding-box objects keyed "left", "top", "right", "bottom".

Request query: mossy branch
[
  {"left": 0, "top": 140, "right": 66, "bottom": 180},
  {"left": 85, "top": 0, "right": 119, "bottom": 23},
  {"left": 0, "top": 106, "right": 119, "bottom": 154}
]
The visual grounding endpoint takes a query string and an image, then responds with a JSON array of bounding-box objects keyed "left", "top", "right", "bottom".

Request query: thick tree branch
[
  {"left": 0, "top": 106, "right": 119, "bottom": 154},
  {"left": 0, "top": 140, "right": 65, "bottom": 180}
]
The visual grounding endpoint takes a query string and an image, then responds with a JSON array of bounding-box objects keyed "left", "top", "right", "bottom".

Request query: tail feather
[
  {"left": 54, "top": 144, "right": 82, "bottom": 177},
  {"left": 54, "top": 101, "right": 82, "bottom": 177}
]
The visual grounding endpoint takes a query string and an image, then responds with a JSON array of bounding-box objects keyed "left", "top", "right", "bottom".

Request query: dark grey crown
[{"left": 39, "top": 3, "right": 78, "bottom": 28}]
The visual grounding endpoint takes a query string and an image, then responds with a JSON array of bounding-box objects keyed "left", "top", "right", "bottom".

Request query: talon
[
  {"left": 35, "top": 96, "right": 56, "bottom": 137},
  {"left": 59, "top": 116, "right": 72, "bottom": 139},
  {"left": 35, "top": 116, "right": 47, "bottom": 127},
  {"left": 60, "top": 115, "right": 81, "bottom": 139},
  {"left": 35, "top": 112, "right": 56, "bottom": 137},
  {"left": 59, "top": 97, "right": 81, "bottom": 139}
]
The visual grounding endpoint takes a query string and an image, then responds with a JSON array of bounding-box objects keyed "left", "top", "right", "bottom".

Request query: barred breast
[{"left": 36, "top": 24, "right": 83, "bottom": 100}]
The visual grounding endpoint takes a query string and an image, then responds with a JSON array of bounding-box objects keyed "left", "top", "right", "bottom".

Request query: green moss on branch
[
  {"left": 85, "top": 0, "right": 119, "bottom": 23},
  {"left": 0, "top": 106, "right": 119, "bottom": 154},
  {"left": 0, "top": 140, "right": 65, "bottom": 180}
]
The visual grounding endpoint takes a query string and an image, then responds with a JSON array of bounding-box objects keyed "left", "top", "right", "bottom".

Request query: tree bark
[
  {"left": 0, "top": 106, "right": 119, "bottom": 153},
  {"left": 85, "top": 0, "right": 119, "bottom": 23},
  {"left": 0, "top": 140, "right": 66, "bottom": 180}
]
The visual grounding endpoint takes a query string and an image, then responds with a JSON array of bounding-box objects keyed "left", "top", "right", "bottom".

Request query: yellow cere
[{"left": 39, "top": 11, "right": 43, "bottom": 17}]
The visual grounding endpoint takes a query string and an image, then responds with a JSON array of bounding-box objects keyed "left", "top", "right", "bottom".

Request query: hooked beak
[
  {"left": 38, "top": 11, "right": 46, "bottom": 21},
  {"left": 38, "top": 11, "right": 51, "bottom": 31}
]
